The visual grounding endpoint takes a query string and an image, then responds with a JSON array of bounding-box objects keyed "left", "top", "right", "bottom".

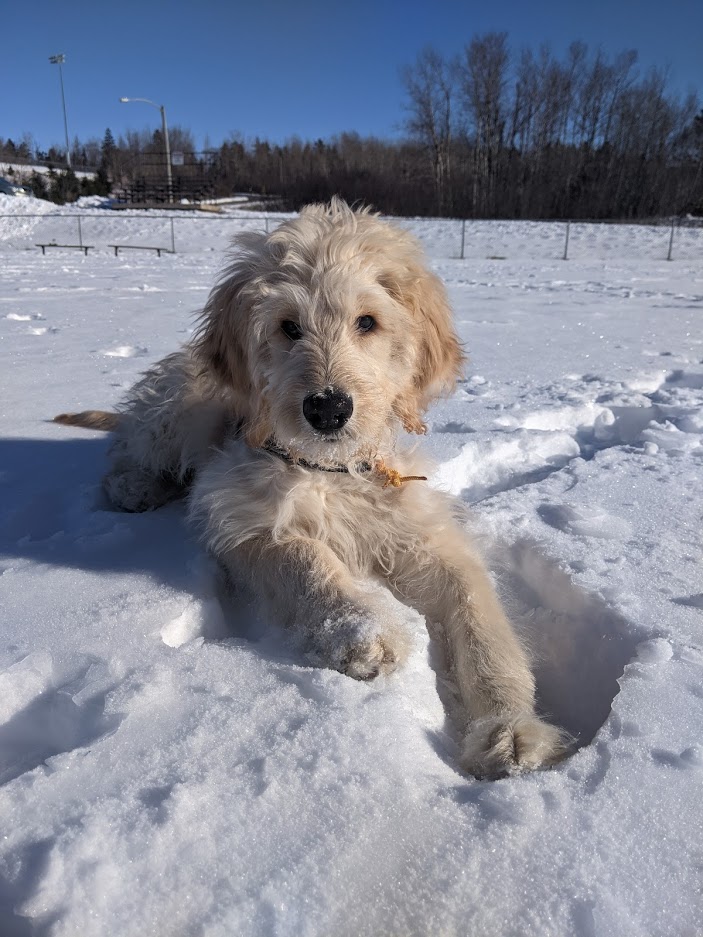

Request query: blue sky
[{"left": 3, "top": 0, "right": 702, "bottom": 151}]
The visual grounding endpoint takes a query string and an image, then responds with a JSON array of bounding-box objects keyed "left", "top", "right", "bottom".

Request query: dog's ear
[
  {"left": 381, "top": 265, "right": 465, "bottom": 433},
  {"left": 195, "top": 268, "right": 275, "bottom": 447},
  {"left": 193, "top": 270, "right": 252, "bottom": 404},
  {"left": 193, "top": 236, "right": 266, "bottom": 422}
]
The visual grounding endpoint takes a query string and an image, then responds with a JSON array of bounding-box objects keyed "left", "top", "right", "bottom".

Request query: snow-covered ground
[
  {"left": 1, "top": 162, "right": 96, "bottom": 182},
  {"left": 1, "top": 197, "right": 702, "bottom": 936}
]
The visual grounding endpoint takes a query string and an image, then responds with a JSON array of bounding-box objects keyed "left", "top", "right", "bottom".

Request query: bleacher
[{"left": 116, "top": 177, "right": 215, "bottom": 205}]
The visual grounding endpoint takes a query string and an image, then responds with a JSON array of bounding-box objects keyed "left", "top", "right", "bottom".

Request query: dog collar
[
  {"left": 261, "top": 441, "right": 427, "bottom": 489},
  {"left": 262, "top": 440, "right": 373, "bottom": 475}
]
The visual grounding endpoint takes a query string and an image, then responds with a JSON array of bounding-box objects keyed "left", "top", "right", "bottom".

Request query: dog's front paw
[
  {"left": 461, "top": 713, "right": 567, "bottom": 780},
  {"left": 313, "top": 606, "right": 410, "bottom": 681},
  {"left": 340, "top": 634, "right": 402, "bottom": 681}
]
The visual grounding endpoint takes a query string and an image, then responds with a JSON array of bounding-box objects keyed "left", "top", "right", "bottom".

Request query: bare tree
[
  {"left": 401, "top": 47, "right": 455, "bottom": 213},
  {"left": 458, "top": 32, "right": 510, "bottom": 214}
]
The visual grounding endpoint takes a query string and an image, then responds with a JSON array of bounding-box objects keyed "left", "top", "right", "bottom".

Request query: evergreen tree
[
  {"left": 93, "top": 128, "right": 116, "bottom": 197},
  {"left": 49, "top": 169, "right": 80, "bottom": 204},
  {"left": 101, "top": 128, "right": 116, "bottom": 164},
  {"left": 29, "top": 171, "right": 48, "bottom": 200}
]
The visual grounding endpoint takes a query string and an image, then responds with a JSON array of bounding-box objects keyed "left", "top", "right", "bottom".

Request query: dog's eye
[
  {"left": 356, "top": 315, "right": 376, "bottom": 333},
  {"left": 281, "top": 320, "right": 303, "bottom": 341}
]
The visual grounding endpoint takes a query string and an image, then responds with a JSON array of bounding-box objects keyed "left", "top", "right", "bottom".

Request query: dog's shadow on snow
[
  {"left": 0, "top": 434, "right": 287, "bottom": 657},
  {"left": 0, "top": 436, "right": 199, "bottom": 593}
]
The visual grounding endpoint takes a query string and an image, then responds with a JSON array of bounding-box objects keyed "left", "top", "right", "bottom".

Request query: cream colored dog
[{"left": 56, "top": 199, "right": 565, "bottom": 778}]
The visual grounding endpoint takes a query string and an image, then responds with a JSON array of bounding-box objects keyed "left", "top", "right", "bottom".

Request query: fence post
[
  {"left": 77, "top": 216, "right": 83, "bottom": 248},
  {"left": 562, "top": 220, "right": 570, "bottom": 261},
  {"left": 667, "top": 217, "right": 675, "bottom": 261},
  {"left": 264, "top": 216, "right": 270, "bottom": 235},
  {"left": 460, "top": 219, "right": 466, "bottom": 260},
  {"left": 170, "top": 217, "right": 175, "bottom": 253}
]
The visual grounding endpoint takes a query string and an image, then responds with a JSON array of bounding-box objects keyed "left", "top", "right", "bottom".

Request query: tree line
[
  {"left": 1, "top": 33, "right": 701, "bottom": 218},
  {"left": 400, "top": 35, "right": 702, "bottom": 219}
]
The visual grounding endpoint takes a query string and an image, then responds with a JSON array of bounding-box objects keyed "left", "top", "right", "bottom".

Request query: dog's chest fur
[
  {"left": 286, "top": 471, "right": 415, "bottom": 574},
  {"left": 191, "top": 439, "right": 441, "bottom": 577}
]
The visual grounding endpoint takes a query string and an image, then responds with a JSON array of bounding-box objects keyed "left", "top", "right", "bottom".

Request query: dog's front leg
[
  {"left": 225, "top": 536, "right": 410, "bottom": 680},
  {"left": 390, "top": 534, "right": 565, "bottom": 778}
]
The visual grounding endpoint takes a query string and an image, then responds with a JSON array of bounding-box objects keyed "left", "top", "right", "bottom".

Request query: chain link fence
[{"left": 1, "top": 210, "right": 701, "bottom": 262}]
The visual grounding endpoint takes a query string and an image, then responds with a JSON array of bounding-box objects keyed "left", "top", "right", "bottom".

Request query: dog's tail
[{"left": 53, "top": 410, "right": 121, "bottom": 431}]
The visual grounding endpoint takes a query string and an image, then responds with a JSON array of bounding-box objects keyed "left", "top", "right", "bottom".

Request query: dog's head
[{"left": 194, "top": 198, "right": 464, "bottom": 465}]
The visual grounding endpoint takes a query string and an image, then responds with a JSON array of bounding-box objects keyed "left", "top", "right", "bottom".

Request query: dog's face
[{"left": 196, "top": 199, "right": 464, "bottom": 465}]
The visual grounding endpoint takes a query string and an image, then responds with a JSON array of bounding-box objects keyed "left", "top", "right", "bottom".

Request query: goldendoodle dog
[{"left": 56, "top": 199, "right": 565, "bottom": 778}]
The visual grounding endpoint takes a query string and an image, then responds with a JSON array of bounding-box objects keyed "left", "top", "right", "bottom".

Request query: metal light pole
[
  {"left": 49, "top": 53, "right": 71, "bottom": 169},
  {"left": 119, "top": 97, "right": 173, "bottom": 203}
]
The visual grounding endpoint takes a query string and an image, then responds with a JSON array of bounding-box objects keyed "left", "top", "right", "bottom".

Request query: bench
[
  {"left": 109, "top": 245, "right": 175, "bottom": 257},
  {"left": 36, "top": 243, "right": 93, "bottom": 256}
]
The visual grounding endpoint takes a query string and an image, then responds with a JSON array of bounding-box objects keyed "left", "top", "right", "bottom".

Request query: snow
[
  {"left": 1, "top": 197, "right": 702, "bottom": 936},
  {"left": 1, "top": 163, "right": 96, "bottom": 181}
]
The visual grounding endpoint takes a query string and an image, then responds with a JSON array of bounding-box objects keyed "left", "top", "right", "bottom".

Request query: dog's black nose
[{"left": 303, "top": 389, "right": 353, "bottom": 433}]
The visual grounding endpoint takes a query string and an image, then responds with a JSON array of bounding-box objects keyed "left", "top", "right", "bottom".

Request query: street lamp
[
  {"left": 119, "top": 97, "right": 173, "bottom": 203},
  {"left": 49, "top": 53, "right": 71, "bottom": 169}
]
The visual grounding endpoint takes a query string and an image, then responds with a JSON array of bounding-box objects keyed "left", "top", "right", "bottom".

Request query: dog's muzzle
[{"left": 302, "top": 389, "right": 353, "bottom": 434}]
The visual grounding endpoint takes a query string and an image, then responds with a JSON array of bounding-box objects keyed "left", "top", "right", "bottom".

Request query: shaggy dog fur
[{"left": 55, "top": 199, "right": 566, "bottom": 778}]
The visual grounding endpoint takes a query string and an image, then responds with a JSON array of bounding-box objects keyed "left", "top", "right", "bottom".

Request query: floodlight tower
[{"left": 49, "top": 53, "right": 71, "bottom": 169}]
